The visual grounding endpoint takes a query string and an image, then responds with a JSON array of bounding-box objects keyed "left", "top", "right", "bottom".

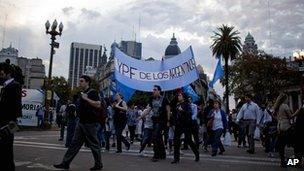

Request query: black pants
[
  {"left": 128, "top": 125, "right": 136, "bottom": 142},
  {"left": 62, "top": 122, "right": 102, "bottom": 167},
  {"left": 115, "top": 122, "right": 130, "bottom": 151},
  {"left": 0, "top": 133, "right": 14, "bottom": 171},
  {"left": 152, "top": 123, "right": 166, "bottom": 159},
  {"left": 173, "top": 126, "right": 199, "bottom": 161},
  {"left": 184, "top": 120, "right": 200, "bottom": 149},
  {"left": 277, "top": 129, "right": 294, "bottom": 164}
]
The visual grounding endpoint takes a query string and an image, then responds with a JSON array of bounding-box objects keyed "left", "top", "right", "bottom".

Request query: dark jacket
[
  {"left": 171, "top": 101, "right": 192, "bottom": 127},
  {"left": 0, "top": 80, "right": 22, "bottom": 126},
  {"left": 207, "top": 109, "right": 228, "bottom": 131}
]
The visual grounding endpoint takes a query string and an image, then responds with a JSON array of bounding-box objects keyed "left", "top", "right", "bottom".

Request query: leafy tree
[
  {"left": 211, "top": 24, "right": 242, "bottom": 112},
  {"left": 51, "top": 76, "right": 71, "bottom": 103},
  {"left": 225, "top": 52, "right": 301, "bottom": 105}
]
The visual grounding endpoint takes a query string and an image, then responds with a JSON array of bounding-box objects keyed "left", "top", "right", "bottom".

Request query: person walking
[
  {"left": 236, "top": 94, "right": 260, "bottom": 154},
  {"left": 58, "top": 102, "right": 67, "bottom": 141},
  {"left": 274, "top": 93, "right": 295, "bottom": 167},
  {"left": 113, "top": 93, "right": 130, "bottom": 153},
  {"left": 36, "top": 104, "right": 45, "bottom": 128},
  {"left": 171, "top": 92, "right": 199, "bottom": 163},
  {"left": 139, "top": 85, "right": 171, "bottom": 162},
  {"left": 65, "top": 98, "right": 77, "bottom": 148},
  {"left": 0, "top": 62, "right": 22, "bottom": 171},
  {"left": 127, "top": 103, "right": 138, "bottom": 144},
  {"left": 54, "top": 75, "right": 103, "bottom": 170},
  {"left": 202, "top": 99, "right": 214, "bottom": 151},
  {"left": 138, "top": 107, "right": 154, "bottom": 155},
  {"left": 207, "top": 100, "right": 228, "bottom": 157}
]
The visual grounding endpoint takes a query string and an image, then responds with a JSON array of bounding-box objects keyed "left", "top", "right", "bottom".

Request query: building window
[
  {"left": 94, "top": 49, "right": 98, "bottom": 67},
  {"left": 79, "top": 49, "right": 84, "bottom": 76},
  {"left": 89, "top": 49, "right": 93, "bottom": 66},
  {"left": 85, "top": 49, "right": 88, "bottom": 68}
]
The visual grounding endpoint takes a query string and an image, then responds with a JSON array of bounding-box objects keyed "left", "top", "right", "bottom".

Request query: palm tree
[{"left": 210, "top": 24, "right": 242, "bottom": 113}]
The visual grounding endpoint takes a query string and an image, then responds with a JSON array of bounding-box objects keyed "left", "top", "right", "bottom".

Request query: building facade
[
  {"left": 0, "top": 44, "right": 18, "bottom": 65},
  {"left": 18, "top": 57, "right": 45, "bottom": 89},
  {"left": 0, "top": 44, "right": 45, "bottom": 89},
  {"left": 68, "top": 42, "right": 107, "bottom": 89},
  {"left": 243, "top": 33, "right": 258, "bottom": 55},
  {"left": 120, "top": 41, "right": 142, "bottom": 60}
]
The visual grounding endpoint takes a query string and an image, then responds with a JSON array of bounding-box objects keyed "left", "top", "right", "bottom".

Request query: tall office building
[
  {"left": 120, "top": 41, "right": 142, "bottom": 59},
  {"left": 68, "top": 42, "right": 107, "bottom": 89}
]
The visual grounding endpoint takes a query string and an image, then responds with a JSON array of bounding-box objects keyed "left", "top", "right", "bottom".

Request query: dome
[
  {"left": 164, "top": 33, "right": 181, "bottom": 58},
  {"left": 111, "top": 41, "right": 119, "bottom": 48},
  {"left": 165, "top": 45, "right": 181, "bottom": 56},
  {"left": 245, "top": 32, "right": 254, "bottom": 40}
]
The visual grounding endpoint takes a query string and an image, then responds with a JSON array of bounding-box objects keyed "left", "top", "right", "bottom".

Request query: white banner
[
  {"left": 17, "top": 89, "right": 44, "bottom": 126},
  {"left": 114, "top": 46, "right": 199, "bottom": 91}
]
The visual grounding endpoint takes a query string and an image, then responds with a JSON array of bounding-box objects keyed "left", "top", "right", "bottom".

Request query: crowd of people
[
  {"left": 1, "top": 59, "right": 304, "bottom": 170},
  {"left": 52, "top": 75, "right": 304, "bottom": 170}
]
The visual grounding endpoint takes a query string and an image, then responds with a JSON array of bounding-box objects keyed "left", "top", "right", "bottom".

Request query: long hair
[{"left": 273, "top": 93, "right": 288, "bottom": 115}]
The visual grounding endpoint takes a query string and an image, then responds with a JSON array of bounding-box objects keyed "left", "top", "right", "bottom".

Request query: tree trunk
[{"left": 224, "top": 56, "right": 229, "bottom": 114}]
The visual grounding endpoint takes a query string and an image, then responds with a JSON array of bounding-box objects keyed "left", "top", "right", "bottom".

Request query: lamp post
[{"left": 44, "top": 19, "right": 63, "bottom": 127}]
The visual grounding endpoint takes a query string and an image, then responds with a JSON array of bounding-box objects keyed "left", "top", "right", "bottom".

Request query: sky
[{"left": 0, "top": 0, "right": 304, "bottom": 107}]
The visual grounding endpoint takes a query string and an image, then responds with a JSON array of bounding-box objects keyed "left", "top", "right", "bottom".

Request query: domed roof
[
  {"left": 164, "top": 33, "right": 181, "bottom": 57},
  {"left": 111, "top": 41, "right": 119, "bottom": 48},
  {"left": 245, "top": 32, "right": 254, "bottom": 40}
]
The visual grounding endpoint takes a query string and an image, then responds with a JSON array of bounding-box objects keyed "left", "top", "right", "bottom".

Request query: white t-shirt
[{"left": 212, "top": 110, "right": 223, "bottom": 130}]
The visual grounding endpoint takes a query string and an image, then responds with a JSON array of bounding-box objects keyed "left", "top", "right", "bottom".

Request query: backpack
[
  {"left": 87, "top": 89, "right": 108, "bottom": 126},
  {"left": 97, "top": 98, "right": 108, "bottom": 126}
]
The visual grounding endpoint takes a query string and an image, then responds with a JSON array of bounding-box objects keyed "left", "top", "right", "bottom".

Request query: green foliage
[
  {"left": 51, "top": 76, "right": 71, "bottom": 103},
  {"left": 128, "top": 91, "right": 151, "bottom": 107},
  {"left": 226, "top": 53, "right": 301, "bottom": 105},
  {"left": 210, "top": 24, "right": 242, "bottom": 60}
]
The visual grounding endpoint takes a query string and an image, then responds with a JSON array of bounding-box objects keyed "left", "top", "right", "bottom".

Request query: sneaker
[
  {"left": 53, "top": 163, "right": 69, "bottom": 170},
  {"left": 58, "top": 138, "right": 63, "bottom": 141},
  {"left": 138, "top": 151, "right": 145, "bottom": 156},
  {"left": 268, "top": 153, "right": 274, "bottom": 158},
  {"left": 111, "top": 143, "right": 116, "bottom": 147}
]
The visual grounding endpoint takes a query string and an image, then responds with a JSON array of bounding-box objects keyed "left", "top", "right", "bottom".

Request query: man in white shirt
[
  {"left": 58, "top": 103, "right": 67, "bottom": 141},
  {"left": 236, "top": 94, "right": 260, "bottom": 154}
]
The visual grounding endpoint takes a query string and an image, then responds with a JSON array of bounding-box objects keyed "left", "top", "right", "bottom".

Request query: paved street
[{"left": 13, "top": 130, "right": 300, "bottom": 171}]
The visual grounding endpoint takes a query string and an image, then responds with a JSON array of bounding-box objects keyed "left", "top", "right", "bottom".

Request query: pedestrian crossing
[{"left": 14, "top": 139, "right": 280, "bottom": 167}]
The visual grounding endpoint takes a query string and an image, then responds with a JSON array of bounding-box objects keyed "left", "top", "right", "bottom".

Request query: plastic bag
[
  {"left": 223, "top": 132, "right": 232, "bottom": 146},
  {"left": 254, "top": 127, "right": 260, "bottom": 140}
]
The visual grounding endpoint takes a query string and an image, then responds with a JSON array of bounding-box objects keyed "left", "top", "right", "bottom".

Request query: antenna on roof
[
  {"left": 138, "top": 14, "right": 141, "bottom": 43},
  {"left": 2, "top": 14, "right": 8, "bottom": 49},
  {"left": 267, "top": 0, "right": 272, "bottom": 54}
]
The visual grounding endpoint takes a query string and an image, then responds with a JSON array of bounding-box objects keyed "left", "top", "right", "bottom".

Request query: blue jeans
[
  {"left": 140, "top": 128, "right": 153, "bottom": 152},
  {"left": 211, "top": 128, "right": 225, "bottom": 154},
  {"left": 97, "top": 125, "right": 106, "bottom": 145}
]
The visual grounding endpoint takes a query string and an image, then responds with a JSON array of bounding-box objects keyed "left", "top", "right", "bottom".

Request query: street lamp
[{"left": 44, "top": 19, "right": 63, "bottom": 128}]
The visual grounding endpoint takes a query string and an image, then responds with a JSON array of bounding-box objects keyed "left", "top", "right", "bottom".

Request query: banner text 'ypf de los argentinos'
[{"left": 114, "top": 46, "right": 199, "bottom": 92}]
